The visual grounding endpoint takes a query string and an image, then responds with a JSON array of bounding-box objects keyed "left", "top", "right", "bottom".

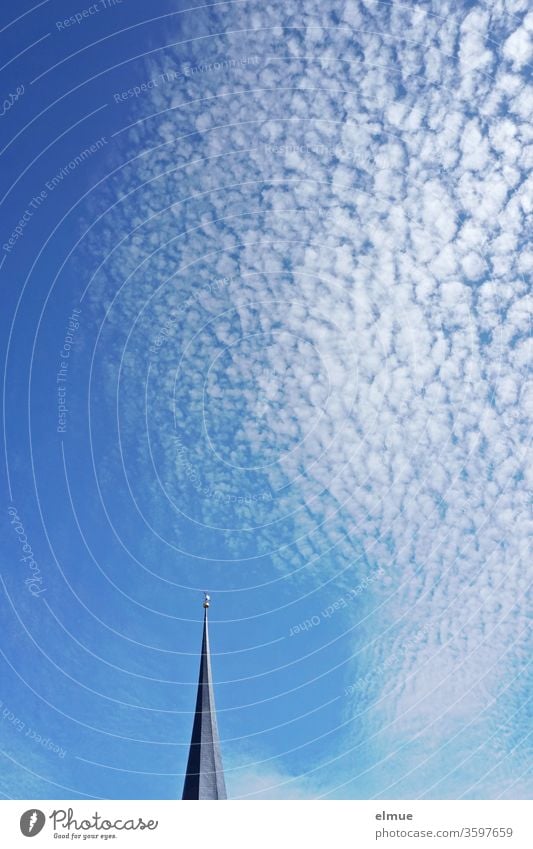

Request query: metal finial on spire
[{"left": 203, "top": 592, "right": 210, "bottom": 609}]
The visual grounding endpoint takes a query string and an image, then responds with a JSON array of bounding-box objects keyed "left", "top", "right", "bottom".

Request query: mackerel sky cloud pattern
[
  {"left": 1, "top": 0, "right": 531, "bottom": 801},
  {"left": 87, "top": 0, "right": 532, "bottom": 797}
]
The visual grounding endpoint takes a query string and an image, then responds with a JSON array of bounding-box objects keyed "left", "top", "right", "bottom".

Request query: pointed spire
[{"left": 182, "top": 594, "right": 227, "bottom": 800}]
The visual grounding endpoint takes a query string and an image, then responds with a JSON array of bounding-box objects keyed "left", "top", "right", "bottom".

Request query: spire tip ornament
[{"left": 203, "top": 592, "right": 210, "bottom": 609}]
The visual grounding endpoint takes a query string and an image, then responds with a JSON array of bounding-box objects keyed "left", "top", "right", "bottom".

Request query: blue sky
[{"left": 1, "top": 0, "right": 531, "bottom": 800}]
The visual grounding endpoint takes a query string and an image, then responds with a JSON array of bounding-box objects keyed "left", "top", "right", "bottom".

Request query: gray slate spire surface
[{"left": 182, "top": 595, "right": 227, "bottom": 800}]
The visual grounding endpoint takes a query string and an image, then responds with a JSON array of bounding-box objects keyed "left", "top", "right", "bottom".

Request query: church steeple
[{"left": 182, "top": 594, "right": 227, "bottom": 800}]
